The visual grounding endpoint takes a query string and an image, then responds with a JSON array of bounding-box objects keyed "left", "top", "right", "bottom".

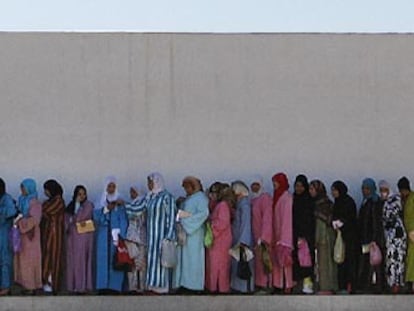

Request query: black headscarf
[
  {"left": 43, "top": 179, "right": 63, "bottom": 198},
  {"left": 398, "top": 176, "right": 411, "bottom": 191},
  {"left": 66, "top": 185, "right": 87, "bottom": 215},
  {"left": 0, "top": 178, "right": 5, "bottom": 197},
  {"left": 331, "top": 180, "right": 348, "bottom": 200}
]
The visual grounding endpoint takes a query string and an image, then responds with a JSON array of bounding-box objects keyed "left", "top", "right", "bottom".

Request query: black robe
[
  {"left": 293, "top": 192, "right": 315, "bottom": 281},
  {"left": 332, "top": 194, "right": 358, "bottom": 291},
  {"left": 356, "top": 197, "right": 385, "bottom": 293}
]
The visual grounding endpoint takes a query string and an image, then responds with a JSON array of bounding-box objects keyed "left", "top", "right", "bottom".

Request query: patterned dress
[{"left": 382, "top": 194, "right": 407, "bottom": 287}]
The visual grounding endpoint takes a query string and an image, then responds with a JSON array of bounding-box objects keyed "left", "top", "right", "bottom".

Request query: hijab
[
  {"left": 250, "top": 175, "right": 264, "bottom": 199},
  {"left": 148, "top": 172, "right": 165, "bottom": 194},
  {"left": 272, "top": 172, "right": 289, "bottom": 207},
  {"left": 98, "top": 176, "right": 120, "bottom": 208},
  {"left": 18, "top": 178, "right": 38, "bottom": 217},
  {"left": 43, "top": 179, "right": 64, "bottom": 199},
  {"left": 182, "top": 176, "right": 202, "bottom": 194},
  {"left": 361, "top": 178, "right": 380, "bottom": 202},
  {"left": 331, "top": 180, "right": 348, "bottom": 202},
  {"left": 310, "top": 179, "right": 328, "bottom": 199}
]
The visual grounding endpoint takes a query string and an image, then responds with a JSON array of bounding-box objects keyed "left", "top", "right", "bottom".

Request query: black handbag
[{"left": 237, "top": 247, "right": 252, "bottom": 280}]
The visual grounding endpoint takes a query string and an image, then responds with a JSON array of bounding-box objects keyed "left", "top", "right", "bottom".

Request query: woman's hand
[{"left": 178, "top": 210, "right": 192, "bottom": 219}]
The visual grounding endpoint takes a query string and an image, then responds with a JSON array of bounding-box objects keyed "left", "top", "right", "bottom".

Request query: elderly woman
[
  {"left": 124, "top": 184, "right": 147, "bottom": 293},
  {"left": 272, "top": 173, "right": 295, "bottom": 294},
  {"left": 123, "top": 173, "right": 177, "bottom": 294},
  {"left": 41, "top": 179, "right": 65, "bottom": 293},
  {"left": 14, "top": 179, "right": 42, "bottom": 294},
  {"left": 174, "top": 176, "right": 209, "bottom": 292},
  {"left": 94, "top": 176, "right": 128, "bottom": 293},
  {"left": 0, "top": 179, "right": 17, "bottom": 295},
  {"left": 250, "top": 176, "right": 273, "bottom": 293},
  {"left": 309, "top": 180, "right": 337, "bottom": 294},
  {"left": 379, "top": 180, "right": 407, "bottom": 294},
  {"left": 230, "top": 180, "right": 254, "bottom": 293},
  {"left": 331, "top": 181, "right": 358, "bottom": 294},
  {"left": 206, "top": 184, "right": 234, "bottom": 293}
]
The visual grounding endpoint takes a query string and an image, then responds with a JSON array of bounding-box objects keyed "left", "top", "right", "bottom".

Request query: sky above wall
[{"left": 1, "top": 0, "right": 414, "bottom": 32}]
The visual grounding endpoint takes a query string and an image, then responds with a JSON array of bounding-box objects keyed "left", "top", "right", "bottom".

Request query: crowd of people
[{"left": 0, "top": 172, "right": 413, "bottom": 296}]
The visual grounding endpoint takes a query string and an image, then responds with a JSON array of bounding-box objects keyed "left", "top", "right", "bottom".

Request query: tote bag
[
  {"left": 161, "top": 239, "right": 177, "bottom": 268},
  {"left": 333, "top": 229, "right": 345, "bottom": 264}
]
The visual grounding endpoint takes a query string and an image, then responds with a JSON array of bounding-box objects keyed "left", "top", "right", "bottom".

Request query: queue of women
[{"left": 0, "top": 172, "right": 413, "bottom": 295}]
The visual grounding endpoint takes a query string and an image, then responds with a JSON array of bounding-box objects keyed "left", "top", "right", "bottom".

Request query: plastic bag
[
  {"left": 334, "top": 229, "right": 345, "bottom": 264},
  {"left": 9, "top": 225, "right": 21, "bottom": 253},
  {"left": 161, "top": 239, "right": 177, "bottom": 268},
  {"left": 204, "top": 222, "right": 214, "bottom": 248}
]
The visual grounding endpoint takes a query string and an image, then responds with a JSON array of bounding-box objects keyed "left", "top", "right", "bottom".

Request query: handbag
[
  {"left": 9, "top": 225, "right": 21, "bottom": 253},
  {"left": 161, "top": 239, "right": 177, "bottom": 268},
  {"left": 369, "top": 242, "right": 382, "bottom": 266},
  {"left": 176, "top": 222, "right": 187, "bottom": 246},
  {"left": 334, "top": 229, "right": 345, "bottom": 264},
  {"left": 237, "top": 247, "right": 252, "bottom": 280},
  {"left": 76, "top": 219, "right": 95, "bottom": 234},
  {"left": 297, "top": 239, "right": 312, "bottom": 268},
  {"left": 260, "top": 243, "right": 273, "bottom": 273},
  {"left": 113, "top": 236, "right": 134, "bottom": 272},
  {"left": 204, "top": 222, "right": 214, "bottom": 248}
]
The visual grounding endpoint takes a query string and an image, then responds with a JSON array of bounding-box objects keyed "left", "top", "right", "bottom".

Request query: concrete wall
[{"left": 1, "top": 33, "right": 413, "bottom": 202}]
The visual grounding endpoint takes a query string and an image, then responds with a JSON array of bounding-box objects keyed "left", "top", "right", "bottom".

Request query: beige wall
[{"left": 1, "top": 33, "right": 413, "bottom": 202}]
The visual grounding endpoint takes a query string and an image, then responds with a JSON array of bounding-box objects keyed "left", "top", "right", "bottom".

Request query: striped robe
[
  {"left": 41, "top": 195, "right": 65, "bottom": 292},
  {"left": 126, "top": 190, "right": 176, "bottom": 289}
]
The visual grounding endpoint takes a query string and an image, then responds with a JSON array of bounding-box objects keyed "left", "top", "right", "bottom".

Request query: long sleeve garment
[
  {"left": 0, "top": 194, "right": 16, "bottom": 289},
  {"left": 403, "top": 192, "right": 414, "bottom": 282},
  {"left": 173, "top": 191, "right": 209, "bottom": 290}
]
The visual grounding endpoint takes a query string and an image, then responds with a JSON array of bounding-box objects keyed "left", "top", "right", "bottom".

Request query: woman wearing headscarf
[
  {"left": 397, "top": 177, "right": 414, "bottom": 293},
  {"left": 41, "top": 179, "right": 65, "bottom": 293},
  {"left": 173, "top": 176, "right": 209, "bottom": 292},
  {"left": 292, "top": 174, "right": 315, "bottom": 294},
  {"left": 272, "top": 173, "right": 295, "bottom": 293},
  {"left": 65, "top": 185, "right": 94, "bottom": 293},
  {"left": 124, "top": 184, "right": 147, "bottom": 293},
  {"left": 205, "top": 184, "right": 234, "bottom": 293},
  {"left": 309, "top": 180, "right": 337, "bottom": 294},
  {"left": 230, "top": 181, "right": 254, "bottom": 293},
  {"left": 0, "top": 179, "right": 17, "bottom": 295},
  {"left": 14, "top": 179, "right": 42, "bottom": 294},
  {"left": 356, "top": 178, "right": 385, "bottom": 293},
  {"left": 94, "top": 176, "right": 128, "bottom": 293},
  {"left": 122, "top": 172, "right": 176, "bottom": 294},
  {"left": 250, "top": 176, "right": 273, "bottom": 293},
  {"left": 331, "top": 180, "right": 358, "bottom": 294},
  {"left": 379, "top": 180, "right": 407, "bottom": 293}
]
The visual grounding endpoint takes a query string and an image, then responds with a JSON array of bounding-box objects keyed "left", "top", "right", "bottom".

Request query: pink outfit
[
  {"left": 206, "top": 201, "right": 232, "bottom": 293},
  {"left": 272, "top": 191, "right": 295, "bottom": 289},
  {"left": 251, "top": 192, "right": 273, "bottom": 287},
  {"left": 14, "top": 199, "right": 42, "bottom": 290}
]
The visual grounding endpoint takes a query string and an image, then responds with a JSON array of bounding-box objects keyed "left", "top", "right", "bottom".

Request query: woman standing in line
[{"left": 65, "top": 185, "right": 95, "bottom": 294}]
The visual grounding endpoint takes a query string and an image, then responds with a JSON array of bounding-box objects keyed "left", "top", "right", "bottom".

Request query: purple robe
[{"left": 65, "top": 200, "right": 94, "bottom": 292}]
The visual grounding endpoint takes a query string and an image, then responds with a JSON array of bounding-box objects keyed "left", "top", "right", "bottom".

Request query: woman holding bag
[
  {"left": 380, "top": 180, "right": 407, "bottom": 294},
  {"left": 331, "top": 180, "right": 358, "bottom": 294},
  {"left": 65, "top": 185, "right": 95, "bottom": 294}
]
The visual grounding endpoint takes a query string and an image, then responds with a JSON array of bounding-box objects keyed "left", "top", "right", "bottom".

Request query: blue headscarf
[
  {"left": 362, "top": 178, "right": 379, "bottom": 202},
  {"left": 18, "top": 178, "right": 38, "bottom": 217}
]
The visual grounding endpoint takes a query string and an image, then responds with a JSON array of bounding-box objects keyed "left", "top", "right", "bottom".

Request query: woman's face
[
  {"left": 362, "top": 186, "right": 371, "bottom": 198},
  {"left": 147, "top": 178, "right": 154, "bottom": 191},
  {"left": 130, "top": 187, "right": 138, "bottom": 200},
  {"left": 331, "top": 187, "right": 340, "bottom": 199},
  {"left": 77, "top": 188, "right": 87, "bottom": 202},
  {"left": 44, "top": 188, "right": 51, "bottom": 198},
  {"left": 183, "top": 182, "right": 194, "bottom": 196},
  {"left": 20, "top": 185, "right": 27, "bottom": 196},
  {"left": 295, "top": 182, "right": 306, "bottom": 195},
  {"left": 380, "top": 187, "right": 389, "bottom": 200},
  {"left": 106, "top": 182, "right": 116, "bottom": 195},
  {"left": 250, "top": 182, "right": 261, "bottom": 194},
  {"left": 309, "top": 184, "right": 317, "bottom": 198},
  {"left": 273, "top": 180, "right": 280, "bottom": 190}
]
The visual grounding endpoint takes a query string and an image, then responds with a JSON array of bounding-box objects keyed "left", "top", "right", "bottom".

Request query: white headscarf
[
  {"left": 98, "top": 176, "right": 121, "bottom": 208},
  {"left": 250, "top": 175, "right": 264, "bottom": 199},
  {"left": 130, "top": 183, "right": 146, "bottom": 204},
  {"left": 148, "top": 172, "right": 165, "bottom": 194},
  {"left": 378, "top": 179, "right": 394, "bottom": 198}
]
